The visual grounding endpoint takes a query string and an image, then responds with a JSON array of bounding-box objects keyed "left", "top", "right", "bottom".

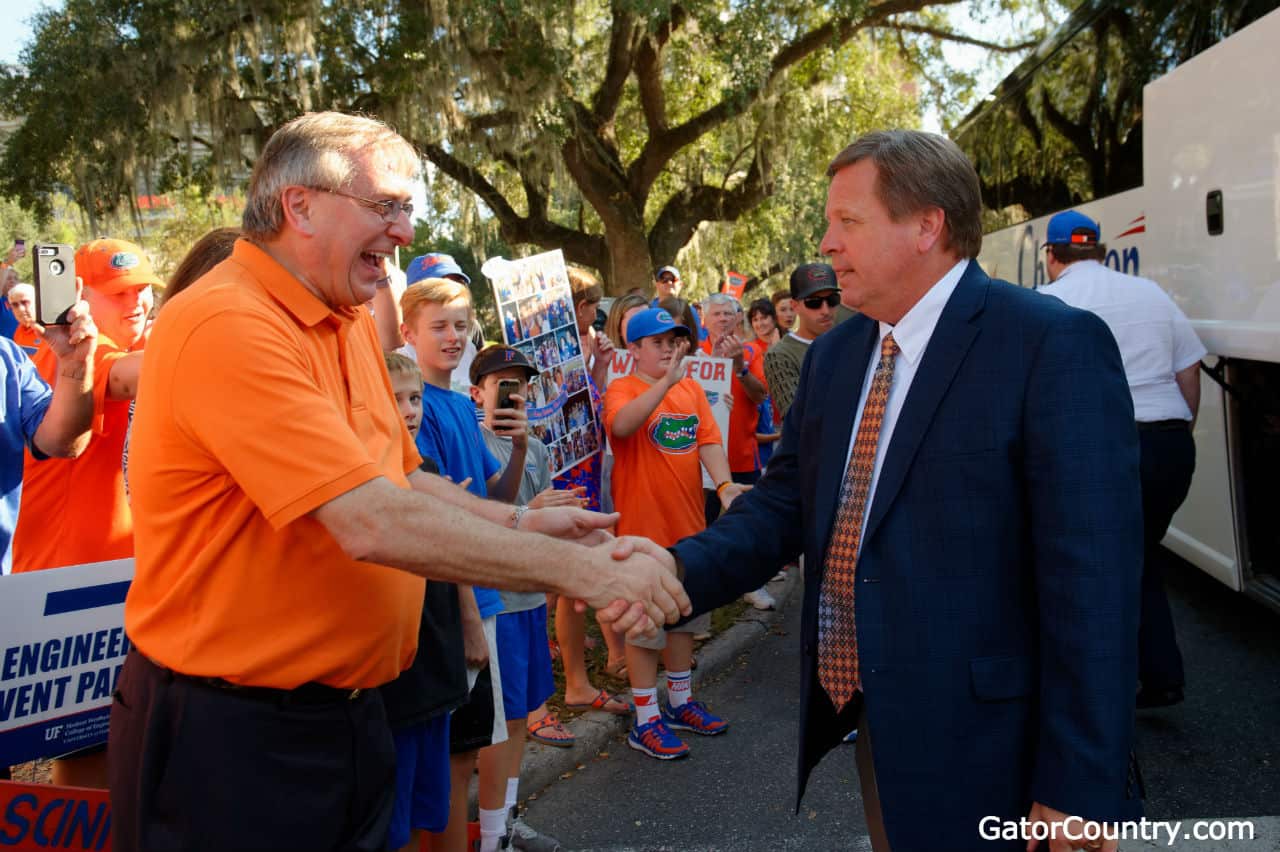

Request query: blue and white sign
[{"left": 0, "top": 559, "right": 133, "bottom": 766}]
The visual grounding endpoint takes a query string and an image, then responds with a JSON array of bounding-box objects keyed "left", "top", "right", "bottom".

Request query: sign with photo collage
[{"left": 486, "top": 250, "right": 601, "bottom": 478}]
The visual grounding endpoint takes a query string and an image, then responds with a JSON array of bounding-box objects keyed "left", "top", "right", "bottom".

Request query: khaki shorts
[{"left": 626, "top": 612, "right": 711, "bottom": 651}]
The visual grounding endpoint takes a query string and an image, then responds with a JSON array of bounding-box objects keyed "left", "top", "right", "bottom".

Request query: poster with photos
[{"left": 486, "top": 250, "right": 601, "bottom": 478}]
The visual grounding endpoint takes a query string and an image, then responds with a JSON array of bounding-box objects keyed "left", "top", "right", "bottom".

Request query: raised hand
[
  {"left": 492, "top": 392, "right": 529, "bottom": 449},
  {"left": 42, "top": 280, "right": 97, "bottom": 375},
  {"left": 664, "top": 337, "right": 690, "bottom": 387}
]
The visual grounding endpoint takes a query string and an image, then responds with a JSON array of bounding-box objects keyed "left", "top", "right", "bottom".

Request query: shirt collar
[
  {"left": 231, "top": 239, "right": 350, "bottom": 329},
  {"left": 1049, "top": 259, "right": 1103, "bottom": 286},
  {"left": 786, "top": 331, "right": 814, "bottom": 346},
  {"left": 877, "top": 258, "right": 968, "bottom": 365}
]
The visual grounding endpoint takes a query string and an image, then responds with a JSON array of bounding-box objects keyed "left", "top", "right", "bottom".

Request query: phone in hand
[
  {"left": 496, "top": 378, "right": 520, "bottom": 411},
  {"left": 13, "top": 238, "right": 26, "bottom": 259},
  {"left": 32, "top": 243, "right": 77, "bottom": 325}
]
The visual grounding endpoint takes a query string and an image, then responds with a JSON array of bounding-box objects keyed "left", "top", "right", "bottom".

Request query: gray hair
[
  {"left": 827, "top": 130, "right": 983, "bottom": 259},
  {"left": 242, "top": 112, "right": 421, "bottom": 240},
  {"left": 703, "top": 292, "right": 739, "bottom": 310}
]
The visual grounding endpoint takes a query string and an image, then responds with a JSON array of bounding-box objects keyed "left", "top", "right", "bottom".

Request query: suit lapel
[
  {"left": 861, "top": 265, "right": 989, "bottom": 547},
  {"left": 814, "top": 318, "right": 879, "bottom": 556}
]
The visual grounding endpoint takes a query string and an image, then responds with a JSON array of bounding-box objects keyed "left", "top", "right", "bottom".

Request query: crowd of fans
[
  {"left": 0, "top": 112, "right": 1200, "bottom": 852},
  {"left": 0, "top": 112, "right": 847, "bottom": 850}
]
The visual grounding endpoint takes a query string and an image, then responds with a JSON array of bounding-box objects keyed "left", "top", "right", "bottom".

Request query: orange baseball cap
[{"left": 76, "top": 238, "right": 163, "bottom": 293}]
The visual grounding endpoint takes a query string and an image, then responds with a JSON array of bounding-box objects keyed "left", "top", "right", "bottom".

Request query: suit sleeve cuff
[{"left": 667, "top": 547, "right": 687, "bottom": 583}]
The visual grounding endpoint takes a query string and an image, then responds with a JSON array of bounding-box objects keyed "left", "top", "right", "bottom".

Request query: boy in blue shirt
[{"left": 399, "top": 273, "right": 529, "bottom": 852}]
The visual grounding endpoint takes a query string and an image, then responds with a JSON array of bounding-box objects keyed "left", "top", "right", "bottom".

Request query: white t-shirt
[{"left": 1041, "top": 261, "right": 1206, "bottom": 422}]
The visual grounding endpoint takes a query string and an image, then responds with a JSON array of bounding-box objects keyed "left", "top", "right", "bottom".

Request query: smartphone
[
  {"left": 496, "top": 378, "right": 520, "bottom": 410},
  {"left": 32, "top": 243, "right": 77, "bottom": 325},
  {"left": 13, "top": 238, "right": 26, "bottom": 259}
]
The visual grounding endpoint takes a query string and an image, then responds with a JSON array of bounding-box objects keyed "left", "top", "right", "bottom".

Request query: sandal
[
  {"left": 565, "top": 688, "right": 631, "bottom": 716},
  {"left": 527, "top": 713, "right": 575, "bottom": 747}
]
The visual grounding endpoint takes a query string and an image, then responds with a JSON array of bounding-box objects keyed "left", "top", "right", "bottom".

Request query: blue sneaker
[
  {"left": 662, "top": 700, "right": 728, "bottom": 736},
  {"left": 628, "top": 717, "right": 690, "bottom": 760}
]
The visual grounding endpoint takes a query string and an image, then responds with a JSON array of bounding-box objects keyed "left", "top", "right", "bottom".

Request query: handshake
[{"left": 517, "top": 506, "right": 691, "bottom": 640}]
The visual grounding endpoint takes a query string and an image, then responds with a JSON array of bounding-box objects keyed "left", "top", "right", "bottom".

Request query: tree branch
[
  {"left": 626, "top": 0, "right": 952, "bottom": 203},
  {"left": 420, "top": 141, "right": 607, "bottom": 267},
  {"left": 647, "top": 146, "right": 773, "bottom": 263},
  {"left": 880, "top": 22, "right": 1038, "bottom": 53},
  {"left": 591, "top": 3, "right": 642, "bottom": 121}
]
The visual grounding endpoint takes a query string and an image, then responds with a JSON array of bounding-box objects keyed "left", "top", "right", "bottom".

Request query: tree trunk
[{"left": 601, "top": 222, "right": 655, "bottom": 296}]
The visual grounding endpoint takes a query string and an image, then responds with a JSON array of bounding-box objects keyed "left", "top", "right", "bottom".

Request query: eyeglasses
[
  {"left": 312, "top": 187, "right": 414, "bottom": 223},
  {"left": 802, "top": 292, "right": 841, "bottom": 309}
]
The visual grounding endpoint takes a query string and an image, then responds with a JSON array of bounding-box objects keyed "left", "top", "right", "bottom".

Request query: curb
[{"left": 518, "top": 565, "right": 801, "bottom": 800}]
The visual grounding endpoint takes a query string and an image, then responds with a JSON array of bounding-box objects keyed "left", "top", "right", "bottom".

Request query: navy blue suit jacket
[{"left": 674, "top": 262, "right": 1144, "bottom": 849}]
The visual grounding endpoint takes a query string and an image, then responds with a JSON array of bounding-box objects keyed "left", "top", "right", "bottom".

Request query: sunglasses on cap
[{"left": 802, "top": 292, "right": 841, "bottom": 309}]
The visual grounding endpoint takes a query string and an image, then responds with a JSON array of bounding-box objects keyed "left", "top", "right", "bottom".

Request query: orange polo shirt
[
  {"left": 700, "top": 338, "right": 767, "bottom": 473},
  {"left": 125, "top": 239, "right": 424, "bottom": 690},
  {"left": 12, "top": 332, "right": 140, "bottom": 572},
  {"left": 12, "top": 325, "right": 43, "bottom": 352}
]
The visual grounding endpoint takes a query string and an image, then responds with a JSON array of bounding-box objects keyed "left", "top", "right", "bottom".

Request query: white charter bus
[{"left": 954, "top": 0, "right": 1280, "bottom": 612}]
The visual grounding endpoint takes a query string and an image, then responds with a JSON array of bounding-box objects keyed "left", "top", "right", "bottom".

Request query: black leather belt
[
  {"left": 1137, "top": 419, "right": 1190, "bottom": 432},
  {"left": 152, "top": 659, "right": 363, "bottom": 705}
]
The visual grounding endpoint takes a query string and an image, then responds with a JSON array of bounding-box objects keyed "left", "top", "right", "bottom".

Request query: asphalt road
[{"left": 521, "top": 551, "right": 1280, "bottom": 851}]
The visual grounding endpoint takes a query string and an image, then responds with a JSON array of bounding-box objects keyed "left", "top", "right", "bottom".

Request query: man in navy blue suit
[{"left": 619, "top": 130, "right": 1144, "bottom": 851}]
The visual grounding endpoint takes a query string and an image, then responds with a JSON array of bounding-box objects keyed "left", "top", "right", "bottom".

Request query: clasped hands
[{"left": 513, "top": 505, "right": 689, "bottom": 640}]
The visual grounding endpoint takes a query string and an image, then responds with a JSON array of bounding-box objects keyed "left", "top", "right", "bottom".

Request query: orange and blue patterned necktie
[{"left": 818, "top": 332, "right": 899, "bottom": 713}]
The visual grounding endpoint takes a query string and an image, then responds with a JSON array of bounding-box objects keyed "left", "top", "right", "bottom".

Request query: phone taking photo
[
  {"left": 496, "top": 378, "right": 520, "bottom": 411},
  {"left": 32, "top": 243, "right": 77, "bottom": 325}
]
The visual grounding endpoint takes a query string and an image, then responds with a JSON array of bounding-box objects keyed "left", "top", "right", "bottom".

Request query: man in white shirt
[{"left": 1040, "top": 209, "right": 1205, "bottom": 710}]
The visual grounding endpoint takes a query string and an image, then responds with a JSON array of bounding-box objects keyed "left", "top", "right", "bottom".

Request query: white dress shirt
[
  {"left": 1039, "top": 260, "right": 1205, "bottom": 422},
  {"left": 843, "top": 259, "right": 968, "bottom": 543}
]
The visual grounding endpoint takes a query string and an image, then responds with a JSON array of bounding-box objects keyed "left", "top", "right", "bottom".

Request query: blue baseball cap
[
  {"left": 1042, "top": 210, "right": 1101, "bottom": 248},
  {"left": 406, "top": 252, "right": 471, "bottom": 285},
  {"left": 655, "top": 265, "right": 680, "bottom": 281},
  {"left": 626, "top": 308, "right": 692, "bottom": 345}
]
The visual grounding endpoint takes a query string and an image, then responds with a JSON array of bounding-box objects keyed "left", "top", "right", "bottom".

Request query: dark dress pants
[
  {"left": 1137, "top": 424, "right": 1195, "bottom": 691},
  {"left": 109, "top": 650, "right": 395, "bottom": 852}
]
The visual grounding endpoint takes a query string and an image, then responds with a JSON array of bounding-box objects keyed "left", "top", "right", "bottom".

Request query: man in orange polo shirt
[
  {"left": 10, "top": 238, "right": 153, "bottom": 790},
  {"left": 112, "top": 111, "right": 689, "bottom": 852},
  {"left": 6, "top": 283, "right": 44, "bottom": 353},
  {"left": 12, "top": 240, "right": 151, "bottom": 571}
]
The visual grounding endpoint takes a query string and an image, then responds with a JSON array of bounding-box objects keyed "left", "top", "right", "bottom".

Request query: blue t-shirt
[
  {"left": 0, "top": 303, "right": 18, "bottom": 340},
  {"left": 1, "top": 337, "right": 52, "bottom": 572},
  {"left": 416, "top": 382, "right": 504, "bottom": 618}
]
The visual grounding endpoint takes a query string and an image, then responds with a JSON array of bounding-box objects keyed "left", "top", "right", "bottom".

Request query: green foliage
[
  {"left": 954, "top": 0, "right": 1277, "bottom": 221},
  {"left": 0, "top": 195, "right": 88, "bottom": 281},
  {"left": 147, "top": 187, "right": 244, "bottom": 281},
  {"left": 1, "top": 0, "right": 1046, "bottom": 294}
]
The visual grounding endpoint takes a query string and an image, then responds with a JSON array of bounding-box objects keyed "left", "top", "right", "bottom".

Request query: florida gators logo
[{"left": 648, "top": 412, "right": 699, "bottom": 453}]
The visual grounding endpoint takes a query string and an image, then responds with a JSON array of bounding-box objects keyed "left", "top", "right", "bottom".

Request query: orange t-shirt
[
  {"left": 12, "top": 325, "right": 43, "bottom": 353},
  {"left": 605, "top": 374, "right": 721, "bottom": 548},
  {"left": 124, "top": 239, "right": 424, "bottom": 690},
  {"left": 701, "top": 338, "right": 767, "bottom": 474},
  {"left": 12, "top": 333, "right": 140, "bottom": 572}
]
